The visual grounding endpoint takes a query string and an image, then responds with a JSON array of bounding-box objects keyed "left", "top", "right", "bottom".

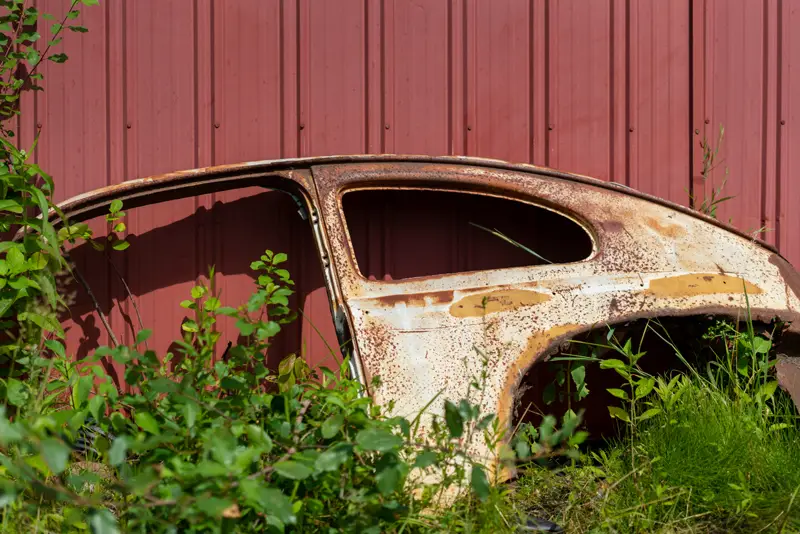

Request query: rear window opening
[{"left": 342, "top": 188, "right": 593, "bottom": 280}]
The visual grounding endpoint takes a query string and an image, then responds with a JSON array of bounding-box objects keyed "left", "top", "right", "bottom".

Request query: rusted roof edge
[{"left": 51, "top": 155, "right": 782, "bottom": 257}]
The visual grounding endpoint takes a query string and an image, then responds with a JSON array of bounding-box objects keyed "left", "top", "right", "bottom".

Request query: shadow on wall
[{"left": 60, "top": 189, "right": 342, "bottom": 381}]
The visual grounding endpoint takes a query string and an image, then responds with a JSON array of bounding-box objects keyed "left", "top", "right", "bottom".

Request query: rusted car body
[{"left": 54, "top": 156, "right": 800, "bottom": 478}]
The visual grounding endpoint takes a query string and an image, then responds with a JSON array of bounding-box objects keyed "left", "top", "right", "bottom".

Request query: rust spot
[
  {"left": 375, "top": 290, "right": 454, "bottom": 308},
  {"left": 498, "top": 323, "right": 582, "bottom": 425},
  {"left": 449, "top": 289, "right": 550, "bottom": 318},
  {"left": 602, "top": 220, "right": 624, "bottom": 233},
  {"left": 645, "top": 274, "right": 762, "bottom": 297},
  {"left": 770, "top": 254, "right": 800, "bottom": 302},
  {"left": 645, "top": 216, "right": 686, "bottom": 238},
  {"left": 776, "top": 356, "right": 800, "bottom": 412}
]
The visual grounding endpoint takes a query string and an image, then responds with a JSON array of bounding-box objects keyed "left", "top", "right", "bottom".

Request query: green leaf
[
  {"left": 571, "top": 363, "right": 586, "bottom": 388},
  {"left": 444, "top": 400, "right": 464, "bottom": 438},
  {"left": 245, "top": 425, "right": 273, "bottom": 451},
  {"left": 376, "top": 464, "right": 400, "bottom": 495},
  {"left": 274, "top": 460, "right": 313, "bottom": 480},
  {"left": 191, "top": 285, "right": 206, "bottom": 299},
  {"left": 88, "top": 395, "right": 105, "bottom": 421},
  {"left": 758, "top": 380, "right": 779, "bottom": 400},
  {"left": 204, "top": 297, "right": 221, "bottom": 312},
  {"left": 608, "top": 406, "right": 630, "bottom": 423},
  {"left": 321, "top": 413, "right": 344, "bottom": 439},
  {"left": 48, "top": 52, "right": 69, "bottom": 63},
  {"left": 6, "top": 247, "right": 24, "bottom": 274},
  {"left": 111, "top": 240, "right": 129, "bottom": 251},
  {"left": 239, "top": 481, "right": 296, "bottom": 525},
  {"left": 476, "top": 414, "right": 495, "bottom": 430},
  {"left": 26, "top": 47, "right": 40, "bottom": 65},
  {"left": 413, "top": 450, "right": 437, "bottom": 469},
  {"left": 41, "top": 438, "right": 71, "bottom": 475},
  {"left": 236, "top": 319, "right": 255, "bottom": 336},
  {"left": 87, "top": 509, "right": 119, "bottom": 534},
  {"left": 273, "top": 252, "right": 288, "bottom": 264},
  {"left": 148, "top": 378, "right": 176, "bottom": 393},
  {"left": 44, "top": 339, "right": 65, "bottom": 358},
  {"left": 638, "top": 408, "right": 662, "bottom": 421},
  {"left": 220, "top": 376, "right": 245, "bottom": 390},
  {"left": 635, "top": 378, "right": 655, "bottom": 399},
  {"left": 355, "top": 428, "right": 402, "bottom": 452},
  {"left": 0, "top": 199, "right": 22, "bottom": 213},
  {"left": 136, "top": 329, "right": 152, "bottom": 344},
  {"left": 599, "top": 358, "right": 627, "bottom": 371},
  {"left": 6, "top": 378, "right": 29, "bottom": 406},
  {"left": 256, "top": 321, "right": 281, "bottom": 340},
  {"left": 73, "top": 374, "right": 93, "bottom": 408},
  {"left": 752, "top": 336, "right": 772, "bottom": 355},
  {"left": 470, "top": 465, "right": 490, "bottom": 501},
  {"left": 184, "top": 401, "right": 200, "bottom": 429},
  {"left": 0, "top": 407, "right": 23, "bottom": 444},
  {"left": 181, "top": 319, "right": 199, "bottom": 333},
  {"left": 108, "top": 436, "right": 128, "bottom": 466},
  {"left": 134, "top": 411, "right": 160, "bottom": 434},
  {"left": 109, "top": 199, "right": 123, "bottom": 213},
  {"left": 314, "top": 443, "right": 352, "bottom": 472},
  {"left": 198, "top": 497, "right": 235, "bottom": 518},
  {"left": 607, "top": 388, "right": 628, "bottom": 400}
]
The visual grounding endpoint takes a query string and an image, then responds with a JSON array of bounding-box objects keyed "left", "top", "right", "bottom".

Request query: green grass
[{"left": 513, "top": 374, "right": 800, "bottom": 533}]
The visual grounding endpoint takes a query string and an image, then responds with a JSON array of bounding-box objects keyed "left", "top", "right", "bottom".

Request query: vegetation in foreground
[{"left": 513, "top": 319, "right": 800, "bottom": 533}]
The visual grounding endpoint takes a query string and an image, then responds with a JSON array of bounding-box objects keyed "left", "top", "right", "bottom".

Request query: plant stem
[{"left": 63, "top": 250, "right": 119, "bottom": 347}]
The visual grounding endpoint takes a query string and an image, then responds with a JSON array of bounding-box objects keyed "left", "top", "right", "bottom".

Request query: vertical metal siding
[{"left": 29, "top": 0, "right": 798, "bottom": 366}]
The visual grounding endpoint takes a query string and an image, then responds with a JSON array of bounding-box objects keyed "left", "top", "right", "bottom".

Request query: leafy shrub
[{"left": 1, "top": 249, "right": 585, "bottom": 533}]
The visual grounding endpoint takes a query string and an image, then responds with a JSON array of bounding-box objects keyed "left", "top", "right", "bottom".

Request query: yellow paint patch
[
  {"left": 645, "top": 274, "right": 762, "bottom": 297},
  {"left": 449, "top": 289, "right": 550, "bottom": 318},
  {"left": 645, "top": 217, "right": 686, "bottom": 238},
  {"left": 497, "top": 323, "right": 582, "bottom": 427}
]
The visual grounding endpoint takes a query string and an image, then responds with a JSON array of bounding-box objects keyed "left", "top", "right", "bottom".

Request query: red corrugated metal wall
[{"left": 26, "top": 1, "right": 798, "bottom": 371}]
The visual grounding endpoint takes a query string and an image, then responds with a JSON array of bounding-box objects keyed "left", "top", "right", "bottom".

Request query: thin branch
[
  {"left": 107, "top": 255, "right": 147, "bottom": 349},
  {"left": 17, "top": 0, "right": 81, "bottom": 89},
  {"left": 63, "top": 250, "right": 119, "bottom": 347}
]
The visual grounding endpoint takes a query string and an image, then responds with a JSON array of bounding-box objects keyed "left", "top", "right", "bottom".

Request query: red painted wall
[{"left": 26, "top": 1, "right": 799, "bottom": 373}]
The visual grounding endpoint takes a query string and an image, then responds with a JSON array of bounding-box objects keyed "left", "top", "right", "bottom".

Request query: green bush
[{"left": 0, "top": 253, "right": 581, "bottom": 533}]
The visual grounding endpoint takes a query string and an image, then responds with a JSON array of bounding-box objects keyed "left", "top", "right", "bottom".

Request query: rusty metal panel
[
  {"left": 310, "top": 159, "right": 800, "bottom": 475},
  {"left": 20, "top": 1, "right": 800, "bottom": 375}
]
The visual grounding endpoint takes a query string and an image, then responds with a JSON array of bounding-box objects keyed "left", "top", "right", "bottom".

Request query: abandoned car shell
[{"left": 53, "top": 155, "right": 800, "bottom": 479}]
